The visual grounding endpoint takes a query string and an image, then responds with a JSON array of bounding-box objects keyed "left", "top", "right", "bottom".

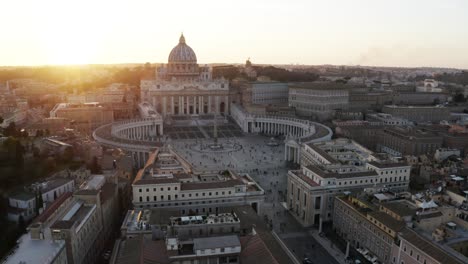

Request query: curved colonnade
[
  {"left": 93, "top": 118, "right": 164, "bottom": 168},
  {"left": 231, "top": 103, "right": 333, "bottom": 163}
]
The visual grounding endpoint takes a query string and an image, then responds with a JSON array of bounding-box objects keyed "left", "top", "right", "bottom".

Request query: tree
[
  {"left": 0, "top": 116, "right": 3, "bottom": 125},
  {"left": 62, "top": 147, "right": 74, "bottom": 162},
  {"left": 89, "top": 156, "right": 102, "bottom": 174},
  {"left": 32, "top": 145, "right": 40, "bottom": 158},
  {"left": 36, "top": 129, "right": 44, "bottom": 137},
  {"left": 18, "top": 215, "right": 26, "bottom": 233},
  {"left": 453, "top": 93, "right": 466, "bottom": 103},
  {"left": 4, "top": 122, "right": 18, "bottom": 137},
  {"left": 35, "top": 191, "right": 44, "bottom": 216},
  {"left": 2, "top": 137, "right": 24, "bottom": 167}
]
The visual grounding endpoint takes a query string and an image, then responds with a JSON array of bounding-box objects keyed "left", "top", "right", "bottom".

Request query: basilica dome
[{"left": 168, "top": 34, "right": 197, "bottom": 63}]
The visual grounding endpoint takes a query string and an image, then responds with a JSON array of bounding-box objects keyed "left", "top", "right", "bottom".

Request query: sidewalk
[{"left": 309, "top": 230, "right": 347, "bottom": 264}]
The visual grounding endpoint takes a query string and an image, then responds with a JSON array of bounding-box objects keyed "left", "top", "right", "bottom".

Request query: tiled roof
[
  {"left": 240, "top": 235, "right": 279, "bottom": 264},
  {"left": 50, "top": 220, "right": 75, "bottom": 229},
  {"left": 34, "top": 192, "right": 72, "bottom": 224},
  {"left": 368, "top": 211, "right": 405, "bottom": 232},
  {"left": 400, "top": 228, "right": 464, "bottom": 264}
]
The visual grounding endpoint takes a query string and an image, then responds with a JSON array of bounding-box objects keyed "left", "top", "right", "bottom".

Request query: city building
[
  {"left": 40, "top": 138, "right": 73, "bottom": 156},
  {"left": 141, "top": 34, "right": 231, "bottom": 116},
  {"left": 349, "top": 91, "right": 391, "bottom": 111},
  {"left": 4, "top": 174, "right": 120, "bottom": 264},
  {"left": 288, "top": 82, "right": 350, "bottom": 120},
  {"left": 366, "top": 113, "right": 412, "bottom": 126},
  {"left": 113, "top": 205, "right": 293, "bottom": 264},
  {"left": 392, "top": 92, "right": 448, "bottom": 105},
  {"left": 382, "top": 105, "right": 450, "bottom": 123},
  {"left": 333, "top": 195, "right": 407, "bottom": 263},
  {"left": 7, "top": 192, "right": 37, "bottom": 222},
  {"left": 391, "top": 228, "right": 464, "bottom": 264},
  {"left": 247, "top": 82, "right": 289, "bottom": 105},
  {"left": 416, "top": 79, "right": 444, "bottom": 93},
  {"left": 7, "top": 178, "right": 75, "bottom": 222},
  {"left": 132, "top": 148, "right": 265, "bottom": 215},
  {"left": 333, "top": 195, "right": 465, "bottom": 264},
  {"left": 50, "top": 102, "right": 114, "bottom": 134},
  {"left": 377, "top": 127, "right": 444, "bottom": 157},
  {"left": 287, "top": 138, "right": 410, "bottom": 227}
]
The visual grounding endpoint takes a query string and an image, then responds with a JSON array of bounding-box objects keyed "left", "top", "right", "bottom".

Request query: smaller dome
[{"left": 168, "top": 34, "right": 197, "bottom": 63}]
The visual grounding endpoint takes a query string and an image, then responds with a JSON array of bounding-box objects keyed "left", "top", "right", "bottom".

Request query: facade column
[
  {"left": 215, "top": 96, "right": 220, "bottom": 114},
  {"left": 181, "top": 96, "right": 185, "bottom": 115},
  {"left": 200, "top": 96, "right": 204, "bottom": 114},
  {"left": 225, "top": 95, "right": 229, "bottom": 114},
  {"left": 171, "top": 96, "right": 174, "bottom": 115},
  {"left": 208, "top": 96, "right": 212, "bottom": 114},
  {"left": 199, "top": 96, "right": 202, "bottom": 114},
  {"left": 162, "top": 97, "right": 167, "bottom": 116}
]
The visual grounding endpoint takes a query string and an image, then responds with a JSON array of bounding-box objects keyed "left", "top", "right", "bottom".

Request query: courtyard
[{"left": 171, "top": 134, "right": 341, "bottom": 264}]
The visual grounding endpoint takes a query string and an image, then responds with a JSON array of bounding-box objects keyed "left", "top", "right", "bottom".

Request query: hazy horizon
[{"left": 1, "top": 0, "right": 468, "bottom": 69}]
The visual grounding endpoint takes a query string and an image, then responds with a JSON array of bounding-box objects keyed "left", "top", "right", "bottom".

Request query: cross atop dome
[{"left": 179, "top": 33, "right": 186, "bottom": 44}]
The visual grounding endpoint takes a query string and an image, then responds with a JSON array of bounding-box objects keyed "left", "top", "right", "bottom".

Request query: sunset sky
[{"left": 1, "top": 0, "right": 467, "bottom": 68}]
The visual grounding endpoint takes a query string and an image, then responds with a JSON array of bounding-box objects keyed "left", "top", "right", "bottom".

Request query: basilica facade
[{"left": 141, "top": 34, "right": 230, "bottom": 116}]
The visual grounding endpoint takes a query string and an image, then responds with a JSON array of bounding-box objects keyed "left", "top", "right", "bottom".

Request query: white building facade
[{"left": 141, "top": 34, "right": 230, "bottom": 117}]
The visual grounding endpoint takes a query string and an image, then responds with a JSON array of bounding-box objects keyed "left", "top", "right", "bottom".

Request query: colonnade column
[
  {"left": 181, "top": 96, "right": 185, "bottom": 115},
  {"left": 225, "top": 95, "right": 229, "bottom": 114},
  {"left": 171, "top": 96, "right": 174, "bottom": 115},
  {"left": 201, "top": 96, "right": 204, "bottom": 114},
  {"left": 208, "top": 96, "right": 212, "bottom": 114}
]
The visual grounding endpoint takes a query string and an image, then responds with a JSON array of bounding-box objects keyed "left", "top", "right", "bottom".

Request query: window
[
  {"left": 146, "top": 188, "right": 149, "bottom": 192},
  {"left": 139, "top": 196, "right": 142, "bottom": 202},
  {"left": 153, "top": 196, "right": 157, "bottom": 201},
  {"left": 146, "top": 196, "right": 149, "bottom": 202},
  {"left": 175, "top": 195, "right": 178, "bottom": 199},
  {"left": 161, "top": 195, "right": 164, "bottom": 200},
  {"left": 139, "top": 189, "right": 142, "bottom": 193},
  {"left": 153, "top": 188, "right": 156, "bottom": 191},
  {"left": 168, "top": 187, "right": 171, "bottom": 191},
  {"left": 175, "top": 187, "right": 178, "bottom": 190},
  {"left": 160, "top": 188, "right": 163, "bottom": 191}
]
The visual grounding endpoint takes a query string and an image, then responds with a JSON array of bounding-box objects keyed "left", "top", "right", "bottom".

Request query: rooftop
[
  {"left": 400, "top": 228, "right": 464, "bottom": 264},
  {"left": 380, "top": 200, "right": 417, "bottom": 217},
  {"left": 193, "top": 235, "right": 240, "bottom": 250},
  {"left": 2, "top": 233, "right": 65, "bottom": 264},
  {"left": 9, "top": 191, "right": 35, "bottom": 201}
]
